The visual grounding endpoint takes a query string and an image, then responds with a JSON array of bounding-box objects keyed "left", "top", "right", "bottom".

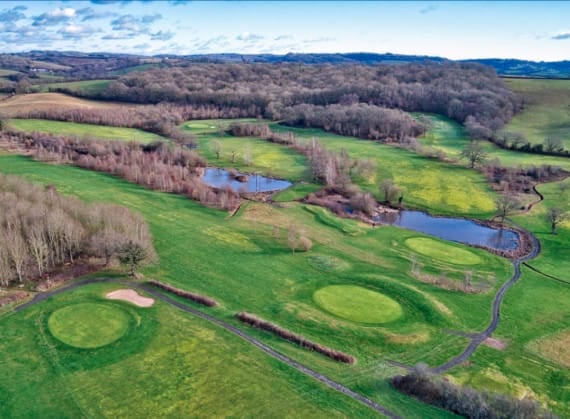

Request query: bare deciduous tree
[
  {"left": 547, "top": 207, "right": 569, "bottom": 234},
  {"left": 460, "top": 141, "right": 488, "bottom": 168}
]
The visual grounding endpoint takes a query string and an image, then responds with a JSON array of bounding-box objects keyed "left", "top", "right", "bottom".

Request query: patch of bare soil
[
  {"left": 483, "top": 337, "right": 507, "bottom": 350},
  {"left": 106, "top": 289, "right": 155, "bottom": 307}
]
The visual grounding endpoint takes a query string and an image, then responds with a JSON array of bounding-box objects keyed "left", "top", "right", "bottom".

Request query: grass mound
[
  {"left": 405, "top": 237, "right": 481, "bottom": 265},
  {"left": 48, "top": 303, "right": 131, "bottom": 349},
  {"left": 307, "top": 254, "right": 350, "bottom": 272},
  {"left": 314, "top": 285, "right": 403, "bottom": 324}
]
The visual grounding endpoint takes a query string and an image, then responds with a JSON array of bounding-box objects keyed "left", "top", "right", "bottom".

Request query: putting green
[
  {"left": 405, "top": 237, "right": 481, "bottom": 265},
  {"left": 314, "top": 285, "right": 403, "bottom": 324},
  {"left": 48, "top": 303, "right": 131, "bottom": 349}
]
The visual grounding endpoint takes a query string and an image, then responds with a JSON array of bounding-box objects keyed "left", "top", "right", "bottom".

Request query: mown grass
[
  {"left": 9, "top": 118, "right": 164, "bottom": 143},
  {"left": 505, "top": 78, "right": 570, "bottom": 149},
  {"left": 182, "top": 120, "right": 311, "bottom": 182},
  {"left": 0, "top": 154, "right": 511, "bottom": 418},
  {"left": 404, "top": 237, "right": 482, "bottom": 266},
  {"left": 0, "top": 283, "right": 378, "bottom": 418},
  {"left": 314, "top": 285, "right": 403, "bottom": 324},
  {"left": 271, "top": 123, "right": 498, "bottom": 217},
  {"left": 418, "top": 113, "right": 570, "bottom": 171},
  {"left": 48, "top": 302, "right": 131, "bottom": 349},
  {"left": 39, "top": 79, "right": 112, "bottom": 95}
]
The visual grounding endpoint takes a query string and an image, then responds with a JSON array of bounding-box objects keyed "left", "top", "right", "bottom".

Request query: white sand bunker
[{"left": 106, "top": 289, "right": 155, "bottom": 308}]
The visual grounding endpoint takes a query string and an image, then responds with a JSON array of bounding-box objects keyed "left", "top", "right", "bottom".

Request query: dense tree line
[
  {"left": 2, "top": 132, "right": 240, "bottom": 211},
  {"left": 491, "top": 131, "right": 569, "bottom": 156},
  {"left": 0, "top": 174, "right": 155, "bottom": 287},
  {"left": 482, "top": 163, "right": 567, "bottom": 194},
  {"left": 68, "top": 62, "right": 519, "bottom": 140},
  {"left": 280, "top": 103, "right": 424, "bottom": 142},
  {"left": 391, "top": 365, "right": 556, "bottom": 419}
]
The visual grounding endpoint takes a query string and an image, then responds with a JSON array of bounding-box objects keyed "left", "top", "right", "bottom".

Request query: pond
[
  {"left": 201, "top": 168, "right": 292, "bottom": 193},
  {"left": 373, "top": 210, "right": 520, "bottom": 251}
]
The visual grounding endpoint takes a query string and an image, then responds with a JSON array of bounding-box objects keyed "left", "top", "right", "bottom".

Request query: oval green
[
  {"left": 314, "top": 285, "right": 403, "bottom": 324},
  {"left": 48, "top": 303, "right": 131, "bottom": 349},
  {"left": 405, "top": 237, "right": 482, "bottom": 265}
]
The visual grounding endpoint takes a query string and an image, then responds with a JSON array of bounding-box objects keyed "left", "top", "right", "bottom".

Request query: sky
[{"left": 0, "top": 1, "right": 568, "bottom": 61}]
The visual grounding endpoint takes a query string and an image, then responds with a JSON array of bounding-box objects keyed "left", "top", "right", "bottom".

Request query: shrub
[
  {"left": 236, "top": 312, "right": 355, "bottom": 364},
  {"left": 148, "top": 280, "right": 219, "bottom": 307}
]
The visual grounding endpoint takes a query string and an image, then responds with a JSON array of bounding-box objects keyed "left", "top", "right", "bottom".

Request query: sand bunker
[
  {"left": 483, "top": 337, "right": 507, "bottom": 350},
  {"left": 106, "top": 289, "right": 155, "bottom": 307}
]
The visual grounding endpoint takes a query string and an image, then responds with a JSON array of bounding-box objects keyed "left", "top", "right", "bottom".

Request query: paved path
[
  {"left": 432, "top": 232, "right": 541, "bottom": 374},
  {"left": 14, "top": 278, "right": 400, "bottom": 419}
]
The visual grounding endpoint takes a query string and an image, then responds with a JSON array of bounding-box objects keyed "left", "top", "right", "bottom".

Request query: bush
[
  {"left": 148, "top": 280, "right": 219, "bottom": 307},
  {"left": 391, "top": 365, "right": 557, "bottom": 419},
  {"left": 236, "top": 312, "right": 355, "bottom": 364}
]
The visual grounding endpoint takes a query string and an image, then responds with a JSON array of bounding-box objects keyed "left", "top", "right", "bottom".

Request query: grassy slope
[
  {"left": 9, "top": 119, "right": 164, "bottom": 143},
  {"left": 419, "top": 113, "right": 570, "bottom": 172},
  {"left": 0, "top": 154, "right": 514, "bottom": 418},
  {"left": 271, "top": 124, "right": 498, "bottom": 217},
  {"left": 39, "top": 79, "right": 112, "bottom": 95},
  {"left": 0, "top": 93, "right": 123, "bottom": 117},
  {"left": 505, "top": 78, "right": 570, "bottom": 149},
  {"left": 0, "top": 283, "right": 377, "bottom": 418}
]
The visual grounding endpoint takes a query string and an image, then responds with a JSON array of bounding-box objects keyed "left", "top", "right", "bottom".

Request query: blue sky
[{"left": 0, "top": 1, "right": 568, "bottom": 60}]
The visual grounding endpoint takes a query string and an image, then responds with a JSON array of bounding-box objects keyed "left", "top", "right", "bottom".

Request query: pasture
[
  {"left": 39, "top": 79, "right": 113, "bottom": 95},
  {"left": 0, "top": 93, "right": 124, "bottom": 117}
]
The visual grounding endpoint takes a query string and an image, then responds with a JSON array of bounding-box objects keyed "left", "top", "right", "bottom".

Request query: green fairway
[
  {"left": 314, "top": 285, "right": 403, "bottom": 324},
  {"left": 182, "top": 119, "right": 311, "bottom": 182},
  {"left": 418, "top": 113, "right": 570, "bottom": 171},
  {"left": 0, "top": 154, "right": 512, "bottom": 417},
  {"left": 505, "top": 78, "right": 570, "bottom": 149},
  {"left": 48, "top": 303, "right": 131, "bottom": 349},
  {"left": 0, "top": 283, "right": 380, "bottom": 418},
  {"left": 39, "top": 79, "right": 113, "bottom": 95},
  {"left": 9, "top": 119, "right": 164, "bottom": 143},
  {"left": 271, "top": 123, "right": 498, "bottom": 217},
  {"left": 405, "top": 237, "right": 482, "bottom": 266}
]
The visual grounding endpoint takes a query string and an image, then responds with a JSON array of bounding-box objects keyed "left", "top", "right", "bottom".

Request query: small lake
[
  {"left": 201, "top": 168, "right": 292, "bottom": 193},
  {"left": 373, "top": 210, "right": 520, "bottom": 251}
]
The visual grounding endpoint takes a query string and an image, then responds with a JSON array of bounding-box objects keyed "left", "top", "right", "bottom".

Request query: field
[
  {"left": 9, "top": 119, "right": 164, "bottom": 143},
  {"left": 0, "top": 93, "right": 124, "bottom": 117},
  {"left": 505, "top": 78, "right": 570, "bottom": 149},
  {"left": 39, "top": 79, "right": 113, "bottom": 95}
]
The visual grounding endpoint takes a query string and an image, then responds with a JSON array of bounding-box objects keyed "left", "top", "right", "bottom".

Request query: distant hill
[{"left": 0, "top": 51, "right": 568, "bottom": 79}]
